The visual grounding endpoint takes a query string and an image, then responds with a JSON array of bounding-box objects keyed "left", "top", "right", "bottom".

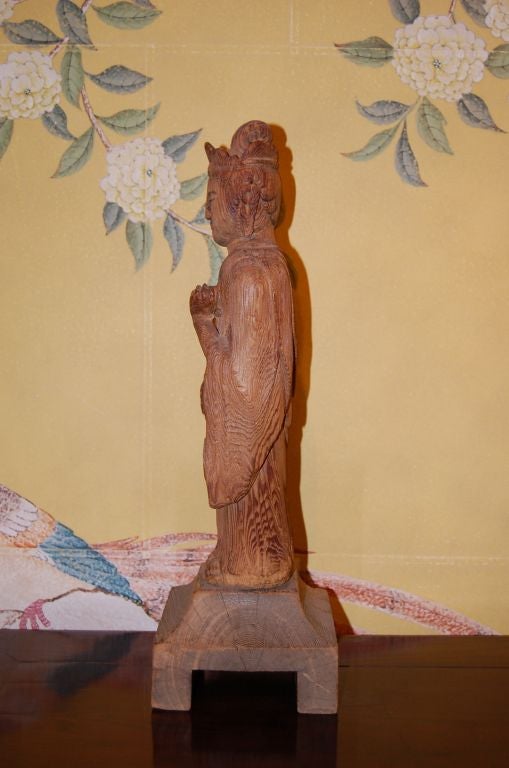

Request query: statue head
[{"left": 204, "top": 121, "right": 281, "bottom": 246}]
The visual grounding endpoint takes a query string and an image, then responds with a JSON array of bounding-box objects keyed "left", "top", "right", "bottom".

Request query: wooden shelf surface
[{"left": 1, "top": 630, "right": 508, "bottom": 767}]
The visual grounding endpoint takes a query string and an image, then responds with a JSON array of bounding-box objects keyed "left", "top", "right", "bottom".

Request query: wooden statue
[
  {"left": 191, "top": 120, "right": 294, "bottom": 590},
  {"left": 152, "top": 122, "right": 338, "bottom": 715}
]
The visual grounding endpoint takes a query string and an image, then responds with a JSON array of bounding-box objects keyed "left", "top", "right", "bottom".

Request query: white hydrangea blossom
[
  {"left": 100, "top": 138, "right": 180, "bottom": 223},
  {"left": 484, "top": 0, "right": 509, "bottom": 42},
  {"left": 0, "top": 0, "right": 15, "bottom": 23},
  {"left": 0, "top": 50, "right": 62, "bottom": 120},
  {"left": 392, "top": 15, "right": 488, "bottom": 102}
]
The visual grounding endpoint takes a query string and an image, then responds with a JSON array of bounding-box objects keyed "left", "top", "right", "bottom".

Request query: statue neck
[{"left": 226, "top": 227, "right": 278, "bottom": 257}]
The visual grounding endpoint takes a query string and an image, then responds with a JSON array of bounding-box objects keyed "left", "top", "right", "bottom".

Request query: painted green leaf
[
  {"left": 52, "top": 127, "right": 94, "bottom": 177},
  {"left": 163, "top": 215, "right": 185, "bottom": 271},
  {"left": 61, "top": 46, "right": 84, "bottom": 107},
  {"left": 179, "top": 173, "right": 208, "bottom": 200},
  {"left": 485, "top": 44, "right": 509, "bottom": 79},
  {"left": 457, "top": 93, "right": 505, "bottom": 132},
  {"left": 460, "top": 0, "right": 487, "bottom": 26},
  {"left": 417, "top": 98, "right": 453, "bottom": 154},
  {"left": 395, "top": 122, "right": 427, "bottom": 187},
  {"left": 103, "top": 202, "right": 126, "bottom": 234},
  {"left": 126, "top": 220, "right": 152, "bottom": 269},
  {"left": 162, "top": 129, "right": 202, "bottom": 163},
  {"left": 92, "top": 2, "right": 161, "bottom": 29},
  {"left": 132, "top": 0, "right": 156, "bottom": 7},
  {"left": 342, "top": 125, "right": 398, "bottom": 161},
  {"left": 206, "top": 236, "right": 224, "bottom": 287},
  {"left": 98, "top": 103, "right": 160, "bottom": 135},
  {"left": 41, "top": 104, "right": 76, "bottom": 140},
  {"left": 87, "top": 65, "right": 152, "bottom": 93},
  {"left": 0, "top": 119, "right": 13, "bottom": 162},
  {"left": 3, "top": 20, "right": 62, "bottom": 45},
  {"left": 335, "top": 37, "right": 393, "bottom": 67},
  {"left": 356, "top": 99, "right": 410, "bottom": 125},
  {"left": 191, "top": 205, "right": 208, "bottom": 225},
  {"left": 57, "top": 0, "right": 93, "bottom": 46},
  {"left": 389, "top": 0, "right": 420, "bottom": 24}
]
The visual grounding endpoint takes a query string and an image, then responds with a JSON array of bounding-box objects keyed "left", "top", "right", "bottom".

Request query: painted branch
[
  {"left": 49, "top": 37, "right": 69, "bottom": 60},
  {"left": 81, "top": 87, "right": 112, "bottom": 150}
]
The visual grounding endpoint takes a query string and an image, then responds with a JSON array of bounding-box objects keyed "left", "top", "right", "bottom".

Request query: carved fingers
[{"left": 190, "top": 284, "right": 217, "bottom": 317}]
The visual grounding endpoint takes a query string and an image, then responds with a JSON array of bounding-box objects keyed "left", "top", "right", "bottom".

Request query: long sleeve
[{"left": 201, "top": 250, "right": 294, "bottom": 509}]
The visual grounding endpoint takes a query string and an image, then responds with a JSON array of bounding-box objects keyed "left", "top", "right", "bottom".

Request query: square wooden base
[{"left": 152, "top": 569, "right": 338, "bottom": 714}]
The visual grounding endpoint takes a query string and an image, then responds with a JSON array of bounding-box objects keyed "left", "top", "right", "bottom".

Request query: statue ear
[
  {"left": 239, "top": 187, "right": 260, "bottom": 237},
  {"left": 237, "top": 169, "right": 262, "bottom": 236}
]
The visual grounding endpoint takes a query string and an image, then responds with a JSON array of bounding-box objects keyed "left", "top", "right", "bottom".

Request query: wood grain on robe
[{"left": 201, "top": 246, "right": 295, "bottom": 586}]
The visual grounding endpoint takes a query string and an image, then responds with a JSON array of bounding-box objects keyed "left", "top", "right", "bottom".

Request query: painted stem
[
  {"left": 81, "top": 87, "right": 112, "bottom": 150},
  {"left": 448, "top": 0, "right": 458, "bottom": 20},
  {"left": 393, "top": 97, "right": 421, "bottom": 133},
  {"left": 167, "top": 208, "right": 210, "bottom": 237},
  {"left": 47, "top": 0, "right": 112, "bottom": 151},
  {"left": 49, "top": 36, "right": 69, "bottom": 59}
]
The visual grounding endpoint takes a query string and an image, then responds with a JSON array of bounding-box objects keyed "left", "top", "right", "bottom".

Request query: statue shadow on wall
[
  {"left": 270, "top": 125, "right": 309, "bottom": 566},
  {"left": 271, "top": 125, "right": 352, "bottom": 636}
]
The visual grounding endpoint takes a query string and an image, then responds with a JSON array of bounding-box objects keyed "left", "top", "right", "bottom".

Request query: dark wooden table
[{"left": 1, "top": 630, "right": 508, "bottom": 767}]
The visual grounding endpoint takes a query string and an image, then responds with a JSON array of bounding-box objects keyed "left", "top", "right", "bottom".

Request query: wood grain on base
[{"left": 152, "top": 570, "right": 338, "bottom": 714}]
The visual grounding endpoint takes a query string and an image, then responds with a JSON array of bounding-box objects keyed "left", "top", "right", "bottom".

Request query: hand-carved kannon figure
[
  {"left": 190, "top": 120, "right": 295, "bottom": 589},
  {"left": 152, "top": 123, "right": 338, "bottom": 715}
]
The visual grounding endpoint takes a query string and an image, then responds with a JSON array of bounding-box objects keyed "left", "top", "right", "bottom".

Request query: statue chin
[{"left": 210, "top": 229, "right": 230, "bottom": 247}]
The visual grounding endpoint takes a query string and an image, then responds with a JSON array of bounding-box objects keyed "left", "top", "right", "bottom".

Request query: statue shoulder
[{"left": 224, "top": 247, "right": 290, "bottom": 280}]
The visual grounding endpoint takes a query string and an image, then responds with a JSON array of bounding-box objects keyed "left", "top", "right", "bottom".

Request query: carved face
[{"left": 205, "top": 173, "right": 239, "bottom": 247}]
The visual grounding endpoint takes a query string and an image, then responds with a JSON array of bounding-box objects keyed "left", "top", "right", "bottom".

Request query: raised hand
[{"left": 190, "top": 283, "right": 217, "bottom": 317}]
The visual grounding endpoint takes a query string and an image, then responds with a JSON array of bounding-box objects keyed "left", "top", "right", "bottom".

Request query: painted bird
[{"left": 0, "top": 483, "right": 143, "bottom": 629}]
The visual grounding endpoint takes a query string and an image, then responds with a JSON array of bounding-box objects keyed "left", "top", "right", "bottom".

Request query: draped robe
[{"left": 200, "top": 245, "right": 295, "bottom": 586}]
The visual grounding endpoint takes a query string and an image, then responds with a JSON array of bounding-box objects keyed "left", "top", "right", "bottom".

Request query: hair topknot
[{"left": 205, "top": 120, "right": 278, "bottom": 171}]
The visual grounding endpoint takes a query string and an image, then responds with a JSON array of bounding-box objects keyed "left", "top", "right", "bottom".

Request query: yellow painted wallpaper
[{"left": 1, "top": 0, "right": 508, "bottom": 634}]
